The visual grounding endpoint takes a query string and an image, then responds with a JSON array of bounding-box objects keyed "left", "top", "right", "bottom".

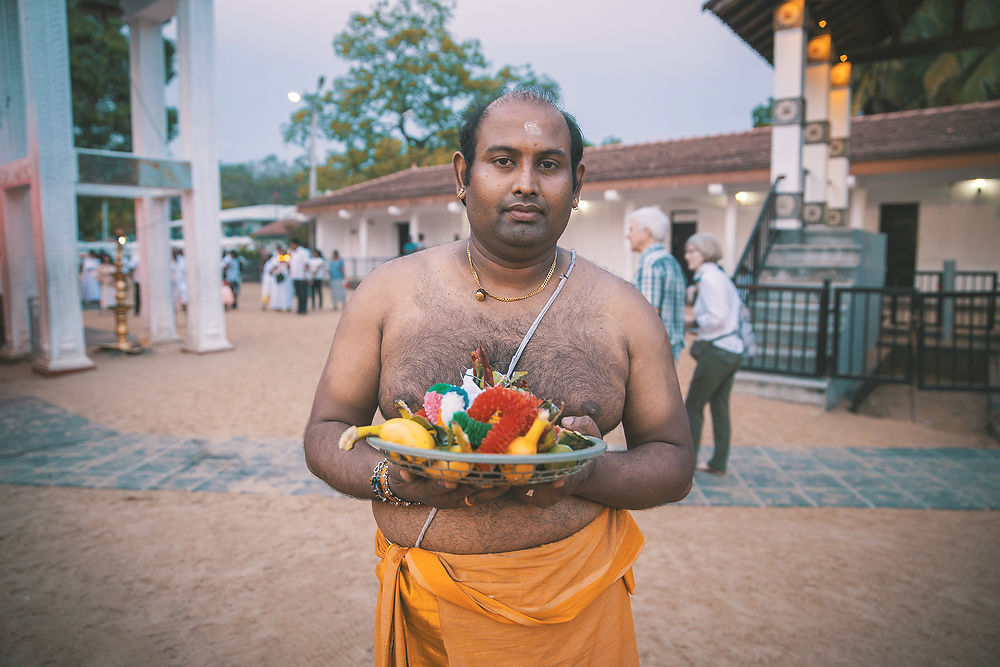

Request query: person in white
[
  {"left": 96, "top": 253, "right": 118, "bottom": 311},
  {"left": 307, "top": 248, "right": 326, "bottom": 310},
  {"left": 288, "top": 239, "right": 312, "bottom": 315},
  {"left": 683, "top": 233, "right": 744, "bottom": 475},
  {"left": 79, "top": 251, "right": 101, "bottom": 304},
  {"left": 171, "top": 248, "right": 188, "bottom": 311},
  {"left": 266, "top": 249, "right": 293, "bottom": 312}
]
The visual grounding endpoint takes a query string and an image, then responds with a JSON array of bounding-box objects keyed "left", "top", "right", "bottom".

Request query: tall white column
[
  {"left": 359, "top": 218, "right": 369, "bottom": 260},
  {"left": 723, "top": 195, "right": 739, "bottom": 273},
  {"left": 848, "top": 183, "right": 867, "bottom": 230},
  {"left": 0, "top": 186, "right": 36, "bottom": 359},
  {"left": 802, "top": 33, "right": 830, "bottom": 226},
  {"left": 175, "top": 0, "right": 231, "bottom": 354},
  {"left": 129, "top": 16, "right": 179, "bottom": 344},
  {"left": 19, "top": 0, "right": 93, "bottom": 373},
  {"left": 770, "top": 0, "right": 808, "bottom": 230},
  {"left": 827, "top": 61, "right": 852, "bottom": 227},
  {"left": 408, "top": 211, "right": 420, "bottom": 243}
]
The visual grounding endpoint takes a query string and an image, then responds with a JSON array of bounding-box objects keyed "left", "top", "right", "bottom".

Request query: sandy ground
[{"left": 2, "top": 282, "right": 999, "bottom": 666}]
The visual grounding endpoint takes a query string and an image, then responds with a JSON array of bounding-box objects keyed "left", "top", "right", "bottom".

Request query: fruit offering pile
[{"left": 338, "top": 349, "right": 593, "bottom": 483}]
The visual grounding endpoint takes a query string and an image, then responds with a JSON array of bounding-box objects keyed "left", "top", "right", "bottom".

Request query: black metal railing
[
  {"left": 917, "top": 290, "right": 999, "bottom": 391},
  {"left": 833, "top": 287, "right": 917, "bottom": 385},
  {"left": 740, "top": 282, "right": 831, "bottom": 377},
  {"left": 914, "top": 270, "right": 997, "bottom": 293},
  {"left": 732, "top": 176, "right": 785, "bottom": 304}
]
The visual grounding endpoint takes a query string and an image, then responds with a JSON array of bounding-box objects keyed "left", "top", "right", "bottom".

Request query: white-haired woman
[{"left": 683, "top": 233, "right": 744, "bottom": 474}]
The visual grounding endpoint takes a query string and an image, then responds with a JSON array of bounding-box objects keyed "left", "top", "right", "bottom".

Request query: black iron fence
[
  {"left": 732, "top": 177, "right": 784, "bottom": 297},
  {"left": 741, "top": 283, "right": 830, "bottom": 377},
  {"left": 914, "top": 270, "right": 997, "bottom": 293}
]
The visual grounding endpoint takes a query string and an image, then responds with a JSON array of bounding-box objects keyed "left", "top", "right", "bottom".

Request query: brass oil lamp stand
[{"left": 98, "top": 232, "right": 146, "bottom": 355}]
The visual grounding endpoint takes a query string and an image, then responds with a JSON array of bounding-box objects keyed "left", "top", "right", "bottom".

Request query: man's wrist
[{"left": 371, "top": 458, "right": 419, "bottom": 506}]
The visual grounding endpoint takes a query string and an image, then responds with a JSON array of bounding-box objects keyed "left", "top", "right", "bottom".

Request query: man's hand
[
  {"left": 515, "top": 413, "right": 600, "bottom": 508},
  {"left": 393, "top": 466, "right": 510, "bottom": 508}
]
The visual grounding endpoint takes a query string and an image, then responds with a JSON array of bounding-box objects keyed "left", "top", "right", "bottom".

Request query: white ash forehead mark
[{"left": 523, "top": 121, "right": 543, "bottom": 135}]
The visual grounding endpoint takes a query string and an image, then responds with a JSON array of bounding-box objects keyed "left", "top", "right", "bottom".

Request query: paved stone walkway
[{"left": 2, "top": 394, "right": 998, "bottom": 509}]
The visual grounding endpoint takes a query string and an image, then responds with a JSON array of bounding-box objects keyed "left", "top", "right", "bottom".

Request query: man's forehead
[{"left": 475, "top": 100, "right": 570, "bottom": 151}]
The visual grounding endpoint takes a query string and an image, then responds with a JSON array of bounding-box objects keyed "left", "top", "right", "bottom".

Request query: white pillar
[
  {"left": 0, "top": 186, "right": 37, "bottom": 359},
  {"left": 827, "top": 61, "right": 852, "bottom": 227},
  {"left": 848, "top": 184, "right": 867, "bottom": 230},
  {"left": 623, "top": 200, "right": 636, "bottom": 278},
  {"left": 15, "top": 0, "right": 93, "bottom": 373},
  {"left": 359, "top": 218, "right": 369, "bottom": 260},
  {"left": 802, "top": 33, "right": 830, "bottom": 226},
  {"left": 175, "top": 0, "right": 231, "bottom": 354},
  {"left": 770, "top": 0, "right": 807, "bottom": 230},
  {"left": 723, "top": 195, "right": 739, "bottom": 273},
  {"left": 129, "top": 16, "right": 179, "bottom": 344},
  {"left": 409, "top": 211, "right": 420, "bottom": 243}
]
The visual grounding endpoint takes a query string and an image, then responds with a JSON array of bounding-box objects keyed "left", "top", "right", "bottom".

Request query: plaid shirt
[{"left": 632, "top": 243, "right": 687, "bottom": 359}]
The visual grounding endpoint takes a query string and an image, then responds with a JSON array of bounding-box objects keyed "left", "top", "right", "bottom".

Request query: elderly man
[
  {"left": 304, "top": 89, "right": 693, "bottom": 665},
  {"left": 626, "top": 205, "right": 688, "bottom": 360}
]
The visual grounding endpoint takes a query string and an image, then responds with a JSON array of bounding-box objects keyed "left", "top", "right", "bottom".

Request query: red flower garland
[{"left": 467, "top": 386, "right": 541, "bottom": 453}]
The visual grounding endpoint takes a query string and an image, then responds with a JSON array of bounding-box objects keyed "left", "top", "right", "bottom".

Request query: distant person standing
[
  {"left": 171, "top": 248, "right": 188, "bottom": 311},
  {"left": 401, "top": 235, "right": 418, "bottom": 255},
  {"left": 328, "top": 249, "right": 347, "bottom": 311},
  {"left": 626, "top": 206, "right": 687, "bottom": 360},
  {"left": 221, "top": 250, "right": 244, "bottom": 309},
  {"left": 308, "top": 248, "right": 325, "bottom": 310},
  {"left": 683, "top": 233, "right": 744, "bottom": 475},
  {"left": 79, "top": 251, "right": 101, "bottom": 305},
  {"left": 415, "top": 233, "right": 427, "bottom": 251},
  {"left": 288, "top": 239, "right": 311, "bottom": 315}
]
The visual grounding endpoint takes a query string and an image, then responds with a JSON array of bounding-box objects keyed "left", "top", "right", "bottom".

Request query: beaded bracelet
[{"left": 371, "top": 458, "right": 419, "bottom": 506}]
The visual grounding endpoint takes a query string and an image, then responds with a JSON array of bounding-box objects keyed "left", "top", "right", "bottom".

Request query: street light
[{"left": 288, "top": 75, "right": 325, "bottom": 200}]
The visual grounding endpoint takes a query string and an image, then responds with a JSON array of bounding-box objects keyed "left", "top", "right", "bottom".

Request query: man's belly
[{"left": 373, "top": 495, "right": 604, "bottom": 554}]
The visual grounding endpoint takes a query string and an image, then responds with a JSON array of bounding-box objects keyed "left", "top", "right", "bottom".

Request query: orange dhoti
[{"left": 374, "top": 508, "right": 645, "bottom": 666}]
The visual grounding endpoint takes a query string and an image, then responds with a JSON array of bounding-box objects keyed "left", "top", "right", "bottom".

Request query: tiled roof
[
  {"left": 300, "top": 101, "right": 1000, "bottom": 211},
  {"left": 250, "top": 217, "right": 304, "bottom": 237}
]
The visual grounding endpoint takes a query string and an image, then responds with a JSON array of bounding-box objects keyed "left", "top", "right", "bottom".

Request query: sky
[{"left": 174, "top": 0, "right": 774, "bottom": 166}]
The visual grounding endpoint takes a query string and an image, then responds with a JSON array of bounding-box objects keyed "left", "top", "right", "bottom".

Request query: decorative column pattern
[
  {"left": 769, "top": 0, "right": 807, "bottom": 230},
  {"left": 827, "top": 61, "right": 852, "bottom": 227},
  {"left": 128, "top": 16, "right": 179, "bottom": 344},
  {"left": 20, "top": 0, "right": 93, "bottom": 373},
  {"left": 175, "top": 0, "right": 231, "bottom": 354},
  {"left": 802, "top": 33, "right": 830, "bottom": 226}
]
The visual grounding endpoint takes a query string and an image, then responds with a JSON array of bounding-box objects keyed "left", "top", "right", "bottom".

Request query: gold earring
[
  {"left": 457, "top": 187, "right": 466, "bottom": 199},
  {"left": 572, "top": 199, "right": 579, "bottom": 209}
]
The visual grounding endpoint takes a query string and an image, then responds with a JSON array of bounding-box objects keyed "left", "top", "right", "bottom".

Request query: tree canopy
[
  {"left": 282, "top": 0, "right": 559, "bottom": 193},
  {"left": 220, "top": 156, "right": 301, "bottom": 210}
]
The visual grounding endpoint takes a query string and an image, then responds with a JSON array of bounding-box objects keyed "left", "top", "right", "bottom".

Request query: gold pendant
[{"left": 475, "top": 288, "right": 487, "bottom": 302}]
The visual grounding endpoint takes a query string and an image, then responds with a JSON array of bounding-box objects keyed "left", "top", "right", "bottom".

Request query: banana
[
  {"left": 500, "top": 409, "right": 549, "bottom": 483},
  {"left": 338, "top": 417, "right": 435, "bottom": 451}
]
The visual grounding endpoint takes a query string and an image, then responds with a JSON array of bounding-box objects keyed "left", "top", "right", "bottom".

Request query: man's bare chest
[{"left": 378, "top": 300, "right": 627, "bottom": 434}]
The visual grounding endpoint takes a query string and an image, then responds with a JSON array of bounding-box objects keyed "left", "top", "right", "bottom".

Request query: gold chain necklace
[{"left": 466, "top": 241, "right": 558, "bottom": 302}]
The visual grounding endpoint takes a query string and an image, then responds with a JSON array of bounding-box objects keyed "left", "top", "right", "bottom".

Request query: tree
[
  {"left": 67, "top": 0, "right": 178, "bottom": 240},
  {"left": 283, "top": 0, "right": 559, "bottom": 187},
  {"left": 751, "top": 97, "right": 773, "bottom": 127},
  {"left": 220, "top": 156, "right": 300, "bottom": 209},
  {"left": 852, "top": 0, "right": 1000, "bottom": 114}
]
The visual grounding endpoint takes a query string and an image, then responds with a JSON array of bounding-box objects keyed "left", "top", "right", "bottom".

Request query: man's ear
[
  {"left": 573, "top": 162, "right": 586, "bottom": 201},
  {"left": 452, "top": 151, "right": 468, "bottom": 197}
]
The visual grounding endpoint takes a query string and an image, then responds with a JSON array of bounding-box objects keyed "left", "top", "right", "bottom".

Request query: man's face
[
  {"left": 456, "top": 100, "right": 583, "bottom": 253},
  {"left": 626, "top": 220, "right": 652, "bottom": 253}
]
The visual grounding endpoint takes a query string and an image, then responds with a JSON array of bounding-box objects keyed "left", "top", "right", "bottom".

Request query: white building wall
[{"left": 857, "top": 179, "right": 1000, "bottom": 273}]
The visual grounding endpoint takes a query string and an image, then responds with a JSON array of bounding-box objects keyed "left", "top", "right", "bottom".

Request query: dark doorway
[
  {"left": 670, "top": 210, "right": 697, "bottom": 284},
  {"left": 879, "top": 204, "right": 918, "bottom": 288},
  {"left": 395, "top": 222, "right": 410, "bottom": 257}
]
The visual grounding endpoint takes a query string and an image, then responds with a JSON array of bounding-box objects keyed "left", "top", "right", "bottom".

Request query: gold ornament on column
[
  {"left": 830, "top": 61, "right": 852, "bottom": 87},
  {"left": 774, "top": 0, "right": 804, "bottom": 30},
  {"left": 807, "top": 34, "right": 831, "bottom": 63}
]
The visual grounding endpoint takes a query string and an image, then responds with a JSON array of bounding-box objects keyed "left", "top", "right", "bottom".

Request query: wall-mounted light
[
  {"left": 972, "top": 178, "right": 986, "bottom": 193},
  {"left": 338, "top": 209, "right": 352, "bottom": 219},
  {"left": 603, "top": 189, "right": 621, "bottom": 202},
  {"left": 818, "top": 19, "right": 827, "bottom": 28},
  {"left": 734, "top": 191, "right": 749, "bottom": 204},
  {"left": 447, "top": 201, "right": 463, "bottom": 213},
  {"left": 387, "top": 205, "right": 402, "bottom": 216},
  {"left": 707, "top": 183, "right": 724, "bottom": 195}
]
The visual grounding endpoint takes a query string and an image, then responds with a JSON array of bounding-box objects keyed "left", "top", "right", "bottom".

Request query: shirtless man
[{"left": 304, "top": 90, "right": 694, "bottom": 665}]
